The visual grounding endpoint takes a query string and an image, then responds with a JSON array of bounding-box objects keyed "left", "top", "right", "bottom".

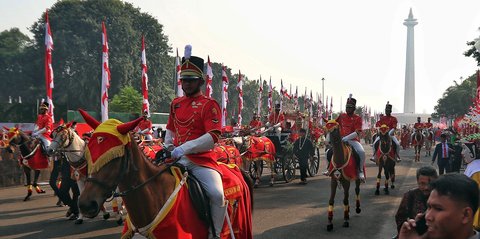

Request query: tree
[
  {"left": 432, "top": 73, "right": 476, "bottom": 119},
  {"left": 109, "top": 86, "right": 142, "bottom": 113},
  {"left": 25, "top": 0, "right": 174, "bottom": 117}
]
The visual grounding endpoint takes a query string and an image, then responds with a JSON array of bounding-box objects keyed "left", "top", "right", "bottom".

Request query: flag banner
[
  {"left": 237, "top": 70, "right": 243, "bottom": 126},
  {"left": 294, "top": 86, "right": 298, "bottom": 110},
  {"left": 101, "top": 21, "right": 111, "bottom": 122},
  {"left": 309, "top": 90, "right": 313, "bottom": 117},
  {"left": 330, "top": 96, "right": 333, "bottom": 118},
  {"left": 221, "top": 65, "right": 229, "bottom": 127},
  {"left": 45, "top": 10, "right": 55, "bottom": 122},
  {"left": 175, "top": 48, "right": 183, "bottom": 97},
  {"left": 257, "top": 77, "right": 263, "bottom": 116},
  {"left": 141, "top": 36, "right": 150, "bottom": 116},
  {"left": 268, "top": 77, "right": 273, "bottom": 113},
  {"left": 205, "top": 56, "right": 213, "bottom": 98}
]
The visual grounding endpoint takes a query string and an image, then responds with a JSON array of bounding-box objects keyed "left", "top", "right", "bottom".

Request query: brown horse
[
  {"left": 374, "top": 125, "right": 396, "bottom": 195},
  {"left": 323, "top": 119, "right": 361, "bottom": 232},
  {"left": 4, "top": 127, "right": 48, "bottom": 201},
  {"left": 77, "top": 111, "right": 253, "bottom": 239},
  {"left": 412, "top": 130, "right": 424, "bottom": 162}
]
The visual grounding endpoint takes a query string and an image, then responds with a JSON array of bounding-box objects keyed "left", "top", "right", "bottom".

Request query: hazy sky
[{"left": 2, "top": 0, "right": 480, "bottom": 114}]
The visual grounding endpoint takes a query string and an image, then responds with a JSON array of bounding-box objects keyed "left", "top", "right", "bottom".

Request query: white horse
[
  {"left": 48, "top": 125, "right": 123, "bottom": 225},
  {"left": 422, "top": 128, "right": 434, "bottom": 157}
]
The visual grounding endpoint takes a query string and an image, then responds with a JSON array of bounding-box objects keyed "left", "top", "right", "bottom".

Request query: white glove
[
  {"left": 31, "top": 132, "right": 38, "bottom": 137},
  {"left": 342, "top": 132, "right": 358, "bottom": 142},
  {"left": 171, "top": 146, "right": 185, "bottom": 159}
]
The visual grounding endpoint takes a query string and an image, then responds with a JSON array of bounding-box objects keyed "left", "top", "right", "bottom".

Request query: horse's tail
[{"left": 241, "top": 169, "right": 254, "bottom": 211}]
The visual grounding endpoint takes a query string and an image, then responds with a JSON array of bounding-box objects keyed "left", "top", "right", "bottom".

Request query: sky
[{"left": 1, "top": 0, "right": 480, "bottom": 114}]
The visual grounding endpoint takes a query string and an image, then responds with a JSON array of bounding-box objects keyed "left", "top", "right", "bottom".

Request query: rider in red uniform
[
  {"left": 32, "top": 102, "right": 53, "bottom": 150},
  {"left": 165, "top": 47, "right": 224, "bottom": 238},
  {"left": 411, "top": 117, "right": 424, "bottom": 144},
  {"left": 248, "top": 113, "right": 262, "bottom": 135},
  {"left": 371, "top": 102, "right": 400, "bottom": 162},
  {"left": 268, "top": 102, "right": 285, "bottom": 128},
  {"left": 336, "top": 95, "right": 365, "bottom": 182},
  {"left": 136, "top": 110, "right": 153, "bottom": 141}
]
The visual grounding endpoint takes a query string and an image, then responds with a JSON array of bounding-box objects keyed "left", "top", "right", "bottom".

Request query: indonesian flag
[
  {"left": 221, "top": 65, "right": 229, "bottom": 127},
  {"left": 100, "top": 21, "right": 111, "bottom": 122},
  {"left": 237, "top": 70, "right": 243, "bottom": 126},
  {"left": 477, "top": 70, "right": 480, "bottom": 99},
  {"left": 317, "top": 93, "right": 323, "bottom": 123},
  {"left": 45, "top": 10, "right": 54, "bottom": 122},
  {"left": 175, "top": 48, "right": 183, "bottom": 97},
  {"left": 330, "top": 96, "right": 333, "bottom": 117},
  {"left": 304, "top": 87, "right": 308, "bottom": 111},
  {"left": 309, "top": 90, "right": 313, "bottom": 116},
  {"left": 141, "top": 36, "right": 150, "bottom": 116},
  {"left": 257, "top": 77, "right": 263, "bottom": 116},
  {"left": 205, "top": 56, "right": 213, "bottom": 98},
  {"left": 294, "top": 86, "right": 298, "bottom": 110},
  {"left": 268, "top": 77, "right": 273, "bottom": 113},
  {"left": 325, "top": 96, "right": 328, "bottom": 118}
]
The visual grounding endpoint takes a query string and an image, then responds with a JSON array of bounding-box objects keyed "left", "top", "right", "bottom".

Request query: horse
[
  {"left": 323, "top": 119, "right": 362, "bottom": 232},
  {"left": 374, "top": 125, "right": 396, "bottom": 195},
  {"left": 77, "top": 111, "right": 253, "bottom": 239},
  {"left": 4, "top": 127, "right": 48, "bottom": 201},
  {"left": 232, "top": 135, "right": 276, "bottom": 187},
  {"left": 423, "top": 128, "right": 433, "bottom": 157},
  {"left": 411, "top": 130, "right": 424, "bottom": 162},
  {"left": 47, "top": 124, "right": 119, "bottom": 225}
]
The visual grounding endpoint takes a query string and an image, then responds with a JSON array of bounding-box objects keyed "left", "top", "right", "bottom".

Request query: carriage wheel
[
  {"left": 248, "top": 160, "right": 264, "bottom": 180},
  {"left": 308, "top": 155, "right": 320, "bottom": 177},
  {"left": 282, "top": 154, "right": 296, "bottom": 183}
]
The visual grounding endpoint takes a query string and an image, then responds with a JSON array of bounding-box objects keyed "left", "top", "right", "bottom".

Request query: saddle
[{"left": 327, "top": 143, "right": 360, "bottom": 167}]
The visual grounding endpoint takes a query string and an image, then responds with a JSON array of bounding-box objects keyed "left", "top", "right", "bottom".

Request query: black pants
[
  {"left": 49, "top": 159, "right": 61, "bottom": 196},
  {"left": 54, "top": 157, "right": 80, "bottom": 214},
  {"left": 438, "top": 159, "right": 451, "bottom": 175},
  {"left": 298, "top": 156, "right": 308, "bottom": 181}
]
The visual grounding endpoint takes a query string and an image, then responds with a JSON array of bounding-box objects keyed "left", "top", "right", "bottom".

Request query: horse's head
[
  {"left": 232, "top": 136, "right": 249, "bottom": 153},
  {"left": 324, "top": 119, "right": 341, "bottom": 144},
  {"left": 48, "top": 123, "right": 77, "bottom": 156},
  {"left": 4, "top": 127, "right": 37, "bottom": 156},
  {"left": 77, "top": 109, "right": 142, "bottom": 218},
  {"left": 378, "top": 125, "right": 392, "bottom": 153}
]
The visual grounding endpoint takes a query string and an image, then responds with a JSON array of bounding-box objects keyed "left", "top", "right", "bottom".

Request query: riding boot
[
  {"left": 33, "top": 183, "right": 46, "bottom": 194},
  {"left": 24, "top": 184, "right": 33, "bottom": 201}
]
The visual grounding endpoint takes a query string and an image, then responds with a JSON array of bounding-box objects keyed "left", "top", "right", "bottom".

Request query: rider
[
  {"left": 410, "top": 117, "right": 424, "bottom": 144},
  {"left": 424, "top": 117, "right": 433, "bottom": 129},
  {"left": 165, "top": 46, "right": 225, "bottom": 239},
  {"left": 371, "top": 101, "right": 400, "bottom": 162},
  {"left": 32, "top": 102, "right": 53, "bottom": 151},
  {"left": 136, "top": 110, "right": 153, "bottom": 141},
  {"left": 268, "top": 102, "right": 285, "bottom": 129},
  {"left": 248, "top": 112, "right": 262, "bottom": 134},
  {"left": 336, "top": 95, "right": 366, "bottom": 182}
]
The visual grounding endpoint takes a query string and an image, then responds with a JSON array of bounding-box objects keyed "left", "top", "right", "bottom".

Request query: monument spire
[{"left": 403, "top": 8, "right": 418, "bottom": 113}]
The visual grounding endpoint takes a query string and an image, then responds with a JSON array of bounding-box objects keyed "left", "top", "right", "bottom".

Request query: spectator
[
  {"left": 451, "top": 140, "right": 463, "bottom": 173},
  {"left": 394, "top": 166, "right": 438, "bottom": 236},
  {"left": 399, "top": 173, "right": 479, "bottom": 239},
  {"left": 293, "top": 128, "right": 314, "bottom": 184}
]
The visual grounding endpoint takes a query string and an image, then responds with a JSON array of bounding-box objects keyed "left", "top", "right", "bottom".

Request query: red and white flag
[
  {"left": 325, "top": 96, "right": 329, "bottom": 118},
  {"left": 294, "top": 86, "right": 298, "bottom": 110},
  {"left": 257, "top": 76, "right": 263, "bottom": 116},
  {"left": 205, "top": 56, "right": 213, "bottom": 98},
  {"left": 477, "top": 70, "right": 480, "bottom": 99},
  {"left": 330, "top": 96, "right": 333, "bottom": 117},
  {"left": 45, "top": 10, "right": 54, "bottom": 122},
  {"left": 268, "top": 77, "right": 273, "bottom": 113},
  {"left": 304, "top": 87, "right": 308, "bottom": 111},
  {"left": 309, "top": 90, "right": 313, "bottom": 116},
  {"left": 221, "top": 65, "right": 229, "bottom": 127},
  {"left": 100, "top": 21, "right": 110, "bottom": 122},
  {"left": 175, "top": 48, "right": 183, "bottom": 97},
  {"left": 141, "top": 35, "right": 150, "bottom": 116},
  {"left": 237, "top": 70, "right": 243, "bottom": 126}
]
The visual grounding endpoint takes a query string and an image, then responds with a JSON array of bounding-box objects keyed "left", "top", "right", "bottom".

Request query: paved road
[{"left": 0, "top": 144, "right": 430, "bottom": 239}]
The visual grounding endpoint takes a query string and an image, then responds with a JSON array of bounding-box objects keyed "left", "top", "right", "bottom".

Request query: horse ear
[
  {"left": 3, "top": 126, "right": 9, "bottom": 131},
  {"left": 78, "top": 109, "right": 100, "bottom": 129},
  {"left": 322, "top": 117, "right": 328, "bottom": 123},
  {"left": 117, "top": 117, "right": 143, "bottom": 135},
  {"left": 65, "top": 121, "right": 73, "bottom": 128}
]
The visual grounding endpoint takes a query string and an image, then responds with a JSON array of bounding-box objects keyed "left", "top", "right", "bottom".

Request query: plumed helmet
[
  {"left": 39, "top": 102, "right": 49, "bottom": 110},
  {"left": 180, "top": 45, "right": 204, "bottom": 81},
  {"left": 385, "top": 101, "right": 392, "bottom": 111},
  {"left": 346, "top": 94, "right": 356, "bottom": 107}
]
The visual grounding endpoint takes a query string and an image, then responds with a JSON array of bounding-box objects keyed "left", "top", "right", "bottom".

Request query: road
[{"left": 0, "top": 144, "right": 430, "bottom": 239}]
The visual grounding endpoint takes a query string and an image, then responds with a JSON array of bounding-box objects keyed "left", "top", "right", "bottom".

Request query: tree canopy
[{"left": 432, "top": 73, "right": 476, "bottom": 119}]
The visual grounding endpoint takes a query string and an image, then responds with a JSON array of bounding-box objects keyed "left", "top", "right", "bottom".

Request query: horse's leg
[
  {"left": 269, "top": 161, "right": 274, "bottom": 186},
  {"left": 383, "top": 162, "right": 390, "bottom": 195},
  {"left": 111, "top": 190, "right": 124, "bottom": 225},
  {"left": 33, "top": 170, "right": 45, "bottom": 193},
  {"left": 23, "top": 166, "right": 32, "bottom": 201},
  {"left": 375, "top": 160, "right": 382, "bottom": 195},
  {"left": 327, "top": 177, "right": 337, "bottom": 231},
  {"left": 342, "top": 178, "right": 351, "bottom": 228},
  {"left": 253, "top": 160, "right": 260, "bottom": 187},
  {"left": 355, "top": 179, "right": 361, "bottom": 214}
]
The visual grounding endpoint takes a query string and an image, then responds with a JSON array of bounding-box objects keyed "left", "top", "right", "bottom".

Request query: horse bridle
[
  {"left": 9, "top": 133, "right": 37, "bottom": 159},
  {"left": 379, "top": 133, "right": 393, "bottom": 159},
  {"left": 52, "top": 127, "right": 78, "bottom": 152}
]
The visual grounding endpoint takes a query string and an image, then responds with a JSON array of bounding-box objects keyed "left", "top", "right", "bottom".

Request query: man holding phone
[{"left": 399, "top": 173, "right": 479, "bottom": 239}]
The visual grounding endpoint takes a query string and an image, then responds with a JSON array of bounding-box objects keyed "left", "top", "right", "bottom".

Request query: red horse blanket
[
  {"left": 121, "top": 164, "right": 252, "bottom": 239},
  {"left": 243, "top": 136, "right": 275, "bottom": 162},
  {"left": 327, "top": 144, "right": 365, "bottom": 181},
  {"left": 21, "top": 148, "right": 48, "bottom": 170},
  {"left": 214, "top": 145, "right": 242, "bottom": 166}
]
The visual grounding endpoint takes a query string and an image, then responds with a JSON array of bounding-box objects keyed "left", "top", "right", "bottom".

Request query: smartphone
[{"left": 415, "top": 215, "right": 428, "bottom": 235}]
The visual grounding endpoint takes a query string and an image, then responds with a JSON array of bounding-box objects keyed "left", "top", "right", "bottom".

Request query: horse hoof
[
  {"left": 23, "top": 195, "right": 31, "bottom": 201},
  {"left": 385, "top": 189, "right": 390, "bottom": 195},
  {"left": 356, "top": 208, "right": 361, "bottom": 214},
  {"left": 75, "top": 219, "right": 83, "bottom": 224},
  {"left": 343, "top": 221, "right": 349, "bottom": 228},
  {"left": 116, "top": 218, "right": 123, "bottom": 226},
  {"left": 391, "top": 185, "right": 395, "bottom": 189},
  {"left": 103, "top": 213, "right": 110, "bottom": 220},
  {"left": 375, "top": 190, "right": 379, "bottom": 195},
  {"left": 269, "top": 182, "right": 274, "bottom": 187},
  {"left": 327, "top": 224, "right": 333, "bottom": 231}
]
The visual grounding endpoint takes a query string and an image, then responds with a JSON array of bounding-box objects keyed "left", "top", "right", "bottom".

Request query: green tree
[
  {"left": 25, "top": 0, "right": 174, "bottom": 117},
  {"left": 109, "top": 86, "right": 142, "bottom": 113},
  {"left": 432, "top": 73, "right": 476, "bottom": 119}
]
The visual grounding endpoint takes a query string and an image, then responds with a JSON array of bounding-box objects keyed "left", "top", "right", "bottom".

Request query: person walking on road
[
  {"left": 293, "top": 128, "right": 314, "bottom": 184},
  {"left": 432, "top": 133, "right": 454, "bottom": 175}
]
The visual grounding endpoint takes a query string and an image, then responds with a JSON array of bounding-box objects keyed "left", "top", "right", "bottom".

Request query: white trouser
[
  {"left": 372, "top": 136, "right": 400, "bottom": 157},
  {"left": 178, "top": 157, "right": 225, "bottom": 238},
  {"left": 37, "top": 135, "right": 51, "bottom": 149},
  {"left": 347, "top": 140, "right": 365, "bottom": 174}
]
